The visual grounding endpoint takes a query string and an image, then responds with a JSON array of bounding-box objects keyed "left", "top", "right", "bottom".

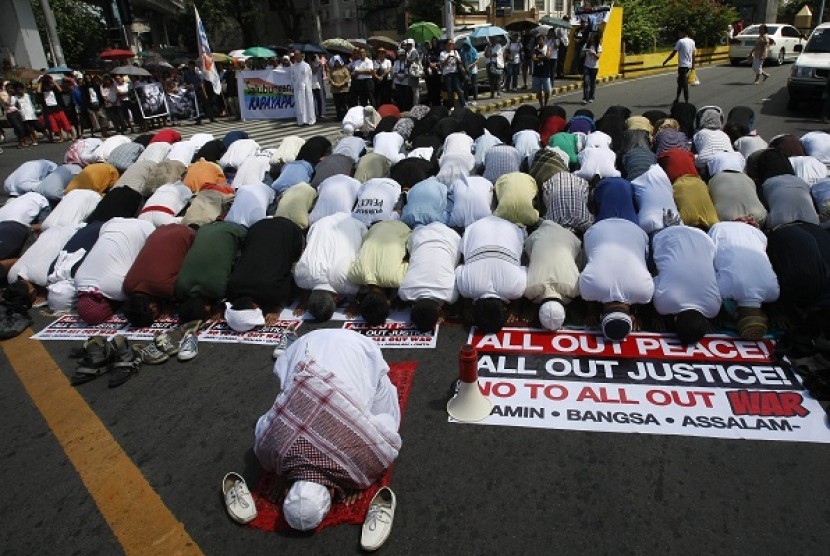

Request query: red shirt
[
  {"left": 123, "top": 224, "right": 195, "bottom": 299},
  {"left": 657, "top": 148, "right": 699, "bottom": 183},
  {"left": 149, "top": 128, "right": 182, "bottom": 145}
]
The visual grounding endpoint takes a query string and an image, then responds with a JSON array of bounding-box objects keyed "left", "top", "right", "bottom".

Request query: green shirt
[
  {"left": 347, "top": 220, "right": 411, "bottom": 288},
  {"left": 175, "top": 221, "right": 246, "bottom": 300}
]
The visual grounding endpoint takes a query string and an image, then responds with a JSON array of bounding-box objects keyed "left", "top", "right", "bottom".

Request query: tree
[
  {"left": 30, "top": 0, "right": 108, "bottom": 67},
  {"left": 616, "top": 0, "right": 663, "bottom": 54},
  {"left": 175, "top": 0, "right": 261, "bottom": 51},
  {"left": 659, "top": 0, "right": 738, "bottom": 48}
]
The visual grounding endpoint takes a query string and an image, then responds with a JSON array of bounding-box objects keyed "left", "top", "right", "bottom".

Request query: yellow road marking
[{"left": 2, "top": 331, "right": 203, "bottom": 556}]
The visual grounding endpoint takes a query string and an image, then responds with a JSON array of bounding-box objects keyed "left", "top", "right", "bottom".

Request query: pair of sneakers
[
  {"left": 138, "top": 321, "right": 200, "bottom": 364},
  {"left": 70, "top": 334, "right": 141, "bottom": 388}
]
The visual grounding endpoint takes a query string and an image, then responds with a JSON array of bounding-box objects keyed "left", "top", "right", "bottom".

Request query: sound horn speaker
[{"left": 447, "top": 344, "right": 493, "bottom": 422}]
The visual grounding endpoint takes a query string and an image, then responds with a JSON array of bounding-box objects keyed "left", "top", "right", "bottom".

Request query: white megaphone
[{"left": 447, "top": 344, "right": 493, "bottom": 422}]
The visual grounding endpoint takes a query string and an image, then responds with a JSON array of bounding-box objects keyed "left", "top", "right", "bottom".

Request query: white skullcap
[
  {"left": 283, "top": 481, "right": 332, "bottom": 531},
  {"left": 343, "top": 122, "right": 355, "bottom": 135},
  {"left": 539, "top": 300, "right": 566, "bottom": 331},
  {"left": 47, "top": 280, "right": 76, "bottom": 312},
  {"left": 224, "top": 302, "right": 265, "bottom": 332}
]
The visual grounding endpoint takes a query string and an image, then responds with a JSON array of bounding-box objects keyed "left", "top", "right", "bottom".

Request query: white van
[{"left": 787, "top": 22, "right": 830, "bottom": 110}]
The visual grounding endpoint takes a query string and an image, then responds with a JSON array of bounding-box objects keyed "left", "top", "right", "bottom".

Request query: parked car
[
  {"left": 787, "top": 23, "right": 830, "bottom": 110},
  {"left": 729, "top": 24, "right": 805, "bottom": 66}
]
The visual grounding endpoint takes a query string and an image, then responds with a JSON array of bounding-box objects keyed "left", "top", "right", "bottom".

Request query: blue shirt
[
  {"left": 593, "top": 177, "right": 637, "bottom": 224},
  {"left": 401, "top": 177, "right": 448, "bottom": 228},
  {"left": 271, "top": 160, "right": 314, "bottom": 194}
]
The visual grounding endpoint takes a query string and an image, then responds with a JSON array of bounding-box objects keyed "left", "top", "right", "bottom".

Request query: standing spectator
[
  {"left": 531, "top": 34, "right": 552, "bottom": 109},
  {"left": 485, "top": 36, "right": 504, "bottom": 99},
  {"left": 3, "top": 82, "right": 30, "bottom": 148},
  {"left": 101, "top": 76, "right": 126, "bottom": 133},
  {"left": 581, "top": 33, "right": 602, "bottom": 104},
  {"left": 663, "top": 29, "right": 696, "bottom": 104},
  {"left": 375, "top": 49, "right": 393, "bottom": 106},
  {"left": 750, "top": 24, "right": 773, "bottom": 84},
  {"left": 309, "top": 54, "right": 325, "bottom": 118},
  {"left": 14, "top": 82, "right": 42, "bottom": 146},
  {"left": 461, "top": 41, "right": 479, "bottom": 104},
  {"left": 291, "top": 50, "right": 316, "bottom": 127},
  {"left": 424, "top": 38, "right": 443, "bottom": 106},
  {"left": 114, "top": 75, "right": 134, "bottom": 133},
  {"left": 521, "top": 30, "right": 533, "bottom": 89},
  {"left": 352, "top": 48, "right": 376, "bottom": 107},
  {"left": 37, "top": 76, "right": 73, "bottom": 142},
  {"left": 545, "top": 28, "right": 558, "bottom": 90},
  {"left": 329, "top": 56, "right": 351, "bottom": 120},
  {"left": 183, "top": 60, "right": 216, "bottom": 125},
  {"left": 392, "top": 49, "right": 411, "bottom": 111},
  {"left": 555, "top": 18, "right": 571, "bottom": 78},
  {"left": 440, "top": 39, "right": 466, "bottom": 108},
  {"left": 404, "top": 39, "right": 421, "bottom": 106},
  {"left": 63, "top": 77, "right": 84, "bottom": 139},
  {"left": 505, "top": 33, "right": 523, "bottom": 92},
  {"left": 222, "top": 64, "right": 239, "bottom": 120},
  {"left": 82, "top": 76, "right": 109, "bottom": 137}
]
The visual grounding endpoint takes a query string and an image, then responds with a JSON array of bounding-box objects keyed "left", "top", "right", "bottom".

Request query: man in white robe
[{"left": 291, "top": 50, "right": 316, "bottom": 127}]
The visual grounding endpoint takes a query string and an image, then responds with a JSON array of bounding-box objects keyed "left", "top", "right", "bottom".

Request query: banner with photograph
[
  {"left": 134, "top": 82, "right": 170, "bottom": 119},
  {"left": 31, "top": 314, "right": 302, "bottom": 345},
  {"left": 452, "top": 328, "right": 830, "bottom": 444},
  {"left": 237, "top": 69, "right": 296, "bottom": 120}
]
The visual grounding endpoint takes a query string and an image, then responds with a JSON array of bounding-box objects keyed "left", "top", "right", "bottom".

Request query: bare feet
[
  {"left": 343, "top": 492, "right": 361, "bottom": 505},
  {"left": 292, "top": 305, "right": 306, "bottom": 317}
]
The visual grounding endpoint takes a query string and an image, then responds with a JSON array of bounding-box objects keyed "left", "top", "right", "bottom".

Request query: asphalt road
[{"left": 1, "top": 62, "right": 829, "bottom": 556}]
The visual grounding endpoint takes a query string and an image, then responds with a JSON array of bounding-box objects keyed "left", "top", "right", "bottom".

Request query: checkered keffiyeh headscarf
[{"left": 254, "top": 358, "right": 401, "bottom": 496}]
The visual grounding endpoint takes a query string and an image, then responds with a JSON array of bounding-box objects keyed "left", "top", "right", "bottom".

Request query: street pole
[
  {"left": 820, "top": 0, "right": 826, "bottom": 27},
  {"left": 446, "top": 0, "right": 454, "bottom": 39},
  {"left": 39, "top": 0, "right": 65, "bottom": 66}
]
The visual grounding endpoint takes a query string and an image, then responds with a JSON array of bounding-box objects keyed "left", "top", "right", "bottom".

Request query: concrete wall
[
  {"left": 0, "top": 0, "right": 48, "bottom": 69},
  {"left": 620, "top": 46, "right": 730, "bottom": 78}
]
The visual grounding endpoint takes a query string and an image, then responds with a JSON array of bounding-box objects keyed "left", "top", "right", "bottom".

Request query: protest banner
[
  {"left": 32, "top": 314, "right": 302, "bottom": 345},
  {"left": 237, "top": 70, "right": 296, "bottom": 120},
  {"left": 451, "top": 328, "right": 830, "bottom": 443},
  {"left": 343, "top": 321, "right": 439, "bottom": 349},
  {"left": 133, "top": 82, "right": 170, "bottom": 120}
]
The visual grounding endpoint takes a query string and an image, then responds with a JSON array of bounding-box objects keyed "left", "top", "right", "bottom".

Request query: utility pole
[
  {"left": 39, "top": 0, "right": 65, "bottom": 66},
  {"left": 446, "top": 0, "right": 454, "bottom": 39}
]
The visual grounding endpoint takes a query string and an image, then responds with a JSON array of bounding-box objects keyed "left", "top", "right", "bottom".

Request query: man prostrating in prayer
[{"left": 253, "top": 329, "right": 401, "bottom": 533}]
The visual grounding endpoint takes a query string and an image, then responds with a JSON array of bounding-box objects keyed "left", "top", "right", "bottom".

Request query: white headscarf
[{"left": 224, "top": 302, "right": 265, "bottom": 332}]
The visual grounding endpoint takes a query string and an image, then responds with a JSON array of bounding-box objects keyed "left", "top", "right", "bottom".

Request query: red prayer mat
[{"left": 247, "top": 361, "right": 417, "bottom": 533}]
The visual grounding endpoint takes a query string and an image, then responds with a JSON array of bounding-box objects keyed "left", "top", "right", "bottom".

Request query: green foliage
[
  {"left": 30, "top": 0, "right": 107, "bottom": 68},
  {"left": 618, "top": 0, "right": 738, "bottom": 53},
  {"left": 617, "top": 0, "right": 662, "bottom": 54},
  {"left": 175, "top": 0, "right": 262, "bottom": 51}
]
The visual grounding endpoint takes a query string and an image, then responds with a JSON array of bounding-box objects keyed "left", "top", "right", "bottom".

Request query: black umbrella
[{"left": 289, "top": 43, "right": 327, "bottom": 55}]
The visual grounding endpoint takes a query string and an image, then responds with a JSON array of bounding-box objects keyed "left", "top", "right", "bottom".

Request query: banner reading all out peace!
[
  {"left": 454, "top": 328, "right": 830, "bottom": 444},
  {"left": 237, "top": 69, "right": 296, "bottom": 120}
]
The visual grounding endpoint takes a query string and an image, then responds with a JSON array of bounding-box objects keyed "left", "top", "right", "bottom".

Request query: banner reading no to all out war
[
  {"left": 454, "top": 328, "right": 830, "bottom": 444},
  {"left": 237, "top": 69, "right": 296, "bottom": 121}
]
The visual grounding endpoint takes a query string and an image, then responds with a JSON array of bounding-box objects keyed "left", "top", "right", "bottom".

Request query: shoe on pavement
[
  {"left": 155, "top": 329, "right": 183, "bottom": 356},
  {"left": 137, "top": 341, "right": 169, "bottom": 364},
  {"left": 178, "top": 330, "right": 199, "bottom": 362},
  {"left": 360, "top": 487, "right": 397, "bottom": 551},
  {"left": 222, "top": 472, "right": 257, "bottom": 524},
  {"left": 0, "top": 310, "right": 33, "bottom": 339},
  {"left": 272, "top": 330, "right": 298, "bottom": 359}
]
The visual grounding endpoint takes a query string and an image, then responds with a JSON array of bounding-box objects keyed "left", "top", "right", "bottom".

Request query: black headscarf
[
  {"left": 484, "top": 115, "right": 512, "bottom": 144},
  {"left": 296, "top": 136, "right": 332, "bottom": 166},
  {"left": 670, "top": 102, "right": 697, "bottom": 138},
  {"left": 192, "top": 139, "right": 226, "bottom": 163},
  {"left": 389, "top": 157, "right": 437, "bottom": 189},
  {"left": 86, "top": 186, "right": 144, "bottom": 223}
]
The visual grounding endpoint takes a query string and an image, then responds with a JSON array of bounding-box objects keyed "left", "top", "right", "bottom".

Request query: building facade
[{"left": 0, "top": 0, "right": 48, "bottom": 69}]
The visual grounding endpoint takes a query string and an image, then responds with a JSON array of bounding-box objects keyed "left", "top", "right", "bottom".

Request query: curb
[{"left": 471, "top": 74, "right": 624, "bottom": 114}]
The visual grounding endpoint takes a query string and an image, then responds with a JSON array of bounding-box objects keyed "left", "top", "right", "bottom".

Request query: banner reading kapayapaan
[
  {"left": 453, "top": 328, "right": 830, "bottom": 444},
  {"left": 237, "top": 69, "right": 296, "bottom": 120}
]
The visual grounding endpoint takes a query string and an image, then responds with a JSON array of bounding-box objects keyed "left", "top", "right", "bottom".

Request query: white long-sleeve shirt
[{"left": 293, "top": 213, "right": 367, "bottom": 295}]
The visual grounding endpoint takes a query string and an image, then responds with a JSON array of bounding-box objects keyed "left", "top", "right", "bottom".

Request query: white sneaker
[
  {"left": 177, "top": 330, "right": 198, "bottom": 361},
  {"left": 360, "top": 487, "right": 396, "bottom": 551},
  {"left": 222, "top": 472, "right": 257, "bottom": 524},
  {"left": 272, "top": 330, "right": 298, "bottom": 359}
]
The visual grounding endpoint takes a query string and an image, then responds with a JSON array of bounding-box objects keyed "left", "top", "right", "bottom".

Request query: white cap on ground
[
  {"left": 47, "top": 280, "right": 76, "bottom": 312},
  {"left": 539, "top": 300, "right": 566, "bottom": 331},
  {"left": 283, "top": 481, "right": 332, "bottom": 531},
  {"left": 224, "top": 302, "right": 265, "bottom": 332},
  {"left": 343, "top": 123, "right": 355, "bottom": 135}
]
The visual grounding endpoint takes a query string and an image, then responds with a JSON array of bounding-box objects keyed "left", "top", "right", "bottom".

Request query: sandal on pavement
[
  {"left": 360, "top": 487, "right": 397, "bottom": 552},
  {"left": 155, "top": 329, "right": 183, "bottom": 356},
  {"left": 107, "top": 335, "right": 141, "bottom": 388},
  {"left": 222, "top": 472, "right": 257, "bottom": 524},
  {"left": 70, "top": 336, "right": 115, "bottom": 385}
]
